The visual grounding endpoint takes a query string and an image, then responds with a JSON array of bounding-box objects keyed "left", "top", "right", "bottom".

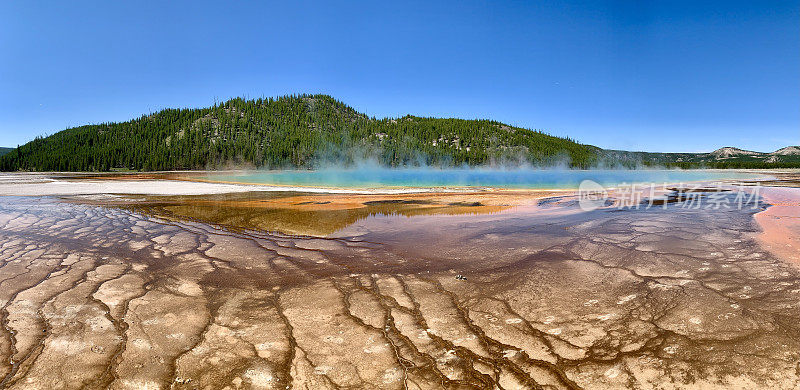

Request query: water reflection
[{"left": 119, "top": 191, "right": 515, "bottom": 236}]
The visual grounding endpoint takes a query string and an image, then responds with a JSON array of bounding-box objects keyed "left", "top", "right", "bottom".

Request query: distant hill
[
  {"left": 0, "top": 147, "right": 12, "bottom": 157},
  {"left": 0, "top": 94, "right": 797, "bottom": 171},
  {"left": 772, "top": 146, "right": 800, "bottom": 156},
  {"left": 602, "top": 145, "right": 800, "bottom": 168},
  {"left": 709, "top": 147, "right": 764, "bottom": 159}
]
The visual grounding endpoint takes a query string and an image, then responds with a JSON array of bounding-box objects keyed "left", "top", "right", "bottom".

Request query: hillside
[
  {"left": 0, "top": 95, "right": 797, "bottom": 171},
  {"left": 0, "top": 147, "right": 12, "bottom": 157},
  {"left": 772, "top": 146, "right": 800, "bottom": 156},
  {"left": 0, "top": 95, "right": 599, "bottom": 171}
]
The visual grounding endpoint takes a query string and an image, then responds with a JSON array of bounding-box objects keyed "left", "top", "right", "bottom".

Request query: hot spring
[{"left": 199, "top": 168, "right": 768, "bottom": 190}]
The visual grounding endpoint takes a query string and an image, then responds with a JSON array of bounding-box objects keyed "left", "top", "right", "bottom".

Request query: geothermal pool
[{"left": 201, "top": 168, "right": 767, "bottom": 189}]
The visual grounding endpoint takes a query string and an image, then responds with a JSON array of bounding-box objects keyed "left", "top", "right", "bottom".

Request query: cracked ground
[{"left": 0, "top": 187, "right": 799, "bottom": 389}]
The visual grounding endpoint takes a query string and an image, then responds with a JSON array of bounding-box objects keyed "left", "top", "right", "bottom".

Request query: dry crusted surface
[{"left": 0, "top": 192, "right": 798, "bottom": 389}]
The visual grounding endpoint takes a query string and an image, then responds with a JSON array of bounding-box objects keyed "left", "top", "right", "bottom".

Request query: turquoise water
[{"left": 202, "top": 168, "right": 766, "bottom": 190}]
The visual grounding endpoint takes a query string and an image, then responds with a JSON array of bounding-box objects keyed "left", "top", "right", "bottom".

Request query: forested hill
[
  {"left": 2, "top": 94, "right": 798, "bottom": 172},
  {"left": 0, "top": 148, "right": 12, "bottom": 157},
  {"left": 0, "top": 94, "right": 600, "bottom": 171}
]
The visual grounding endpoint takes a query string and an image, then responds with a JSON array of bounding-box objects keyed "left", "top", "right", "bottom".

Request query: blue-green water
[{"left": 202, "top": 169, "right": 767, "bottom": 190}]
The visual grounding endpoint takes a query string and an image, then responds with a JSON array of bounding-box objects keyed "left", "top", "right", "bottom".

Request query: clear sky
[{"left": 1, "top": 0, "right": 798, "bottom": 152}]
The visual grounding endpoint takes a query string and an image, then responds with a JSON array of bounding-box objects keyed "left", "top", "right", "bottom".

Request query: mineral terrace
[{"left": 0, "top": 178, "right": 799, "bottom": 389}]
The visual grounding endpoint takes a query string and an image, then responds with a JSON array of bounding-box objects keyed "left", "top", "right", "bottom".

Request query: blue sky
[{"left": 1, "top": 0, "right": 798, "bottom": 152}]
